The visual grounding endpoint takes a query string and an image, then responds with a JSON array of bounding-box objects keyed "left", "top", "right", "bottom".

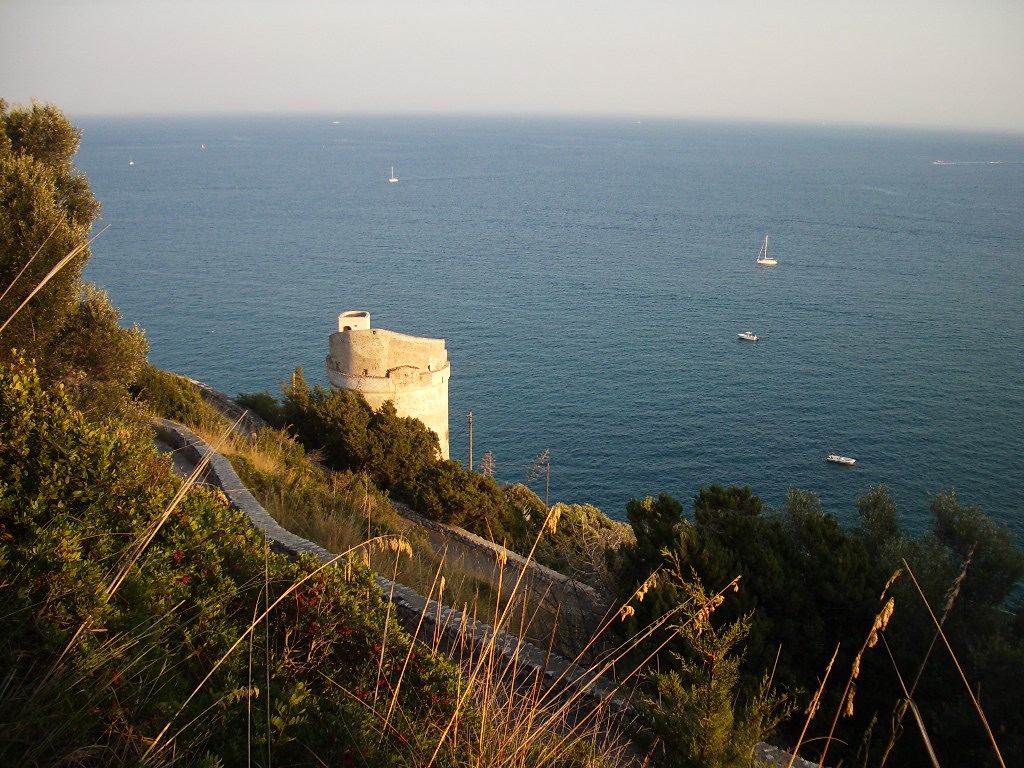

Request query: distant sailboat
[
  {"left": 388, "top": 167, "right": 398, "bottom": 183},
  {"left": 756, "top": 235, "right": 777, "bottom": 266},
  {"left": 128, "top": 156, "right": 134, "bottom": 166}
]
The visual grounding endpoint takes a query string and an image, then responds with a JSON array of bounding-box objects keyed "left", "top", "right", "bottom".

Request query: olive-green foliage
[
  {"left": 507, "top": 484, "right": 633, "bottom": 591},
  {"left": 45, "top": 284, "right": 148, "bottom": 414},
  {"left": 615, "top": 494, "right": 693, "bottom": 630},
  {"left": 273, "top": 369, "right": 537, "bottom": 551},
  {"left": 413, "top": 459, "right": 526, "bottom": 545},
  {"left": 619, "top": 487, "right": 876, "bottom": 690},
  {"left": 260, "top": 371, "right": 631, "bottom": 582},
  {"left": 1, "top": 101, "right": 147, "bottom": 425},
  {"left": 864, "top": 490, "right": 1024, "bottom": 767},
  {"left": 0, "top": 100, "right": 97, "bottom": 357},
  {"left": 855, "top": 483, "right": 903, "bottom": 561},
  {"left": 235, "top": 388, "right": 284, "bottom": 426},
  {"left": 640, "top": 577, "right": 793, "bottom": 768},
  {"left": 0, "top": 357, "right": 471, "bottom": 766},
  {"left": 370, "top": 400, "right": 442, "bottom": 492},
  {"left": 279, "top": 368, "right": 441, "bottom": 491},
  {"left": 616, "top": 483, "right": 1024, "bottom": 768},
  {"left": 132, "top": 363, "right": 218, "bottom": 428}
]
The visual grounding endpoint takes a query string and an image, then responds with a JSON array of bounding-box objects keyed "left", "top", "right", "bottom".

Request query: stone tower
[{"left": 326, "top": 311, "right": 451, "bottom": 459}]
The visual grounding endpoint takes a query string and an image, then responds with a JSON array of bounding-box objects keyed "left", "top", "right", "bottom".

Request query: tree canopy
[{"left": 0, "top": 100, "right": 146, "bottom": 423}]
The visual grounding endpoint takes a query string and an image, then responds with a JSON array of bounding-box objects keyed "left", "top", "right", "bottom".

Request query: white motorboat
[
  {"left": 826, "top": 454, "right": 856, "bottom": 466},
  {"left": 737, "top": 331, "right": 759, "bottom": 342}
]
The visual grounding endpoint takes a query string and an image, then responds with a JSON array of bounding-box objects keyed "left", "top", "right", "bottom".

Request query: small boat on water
[
  {"left": 388, "top": 166, "right": 398, "bottom": 183},
  {"left": 737, "top": 331, "right": 759, "bottom": 342},
  {"left": 756, "top": 235, "right": 777, "bottom": 266},
  {"left": 826, "top": 454, "right": 856, "bottom": 466}
]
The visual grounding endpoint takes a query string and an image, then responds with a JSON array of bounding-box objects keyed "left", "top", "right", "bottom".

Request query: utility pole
[
  {"left": 545, "top": 461, "right": 550, "bottom": 509},
  {"left": 467, "top": 411, "right": 473, "bottom": 472}
]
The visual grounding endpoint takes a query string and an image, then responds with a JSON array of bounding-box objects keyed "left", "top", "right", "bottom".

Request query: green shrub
[
  {"left": 641, "top": 601, "right": 793, "bottom": 768},
  {"left": 132, "top": 364, "right": 210, "bottom": 424},
  {"left": 413, "top": 459, "right": 526, "bottom": 546},
  {"left": 1, "top": 356, "right": 473, "bottom": 766},
  {"left": 235, "top": 389, "right": 284, "bottom": 426},
  {"left": 2, "top": 102, "right": 146, "bottom": 428}
]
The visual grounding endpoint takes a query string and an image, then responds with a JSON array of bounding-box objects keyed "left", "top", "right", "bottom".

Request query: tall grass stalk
[
  {"left": 0, "top": 225, "right": 108, "bottom": 336},
  {"left": 816, "top": 592, "right": 897, "bottom": 768},
  {"left": 901, "top": 558, "right": 1007, "bottom": 768},
  {"left": 0, "top": 215, "right": 64, "bottom": 308},
  {"left": 784, "top": 643, "right": 839, "bottom": 768},
  {"left": 170, "top": 399, "right": 742, "bottom": 765},
  {"left": 403, "top": 506, "right": 606, "bottom": 765},
  {"left": 876, "top": 552, "right": 972, "bottom": 768}
]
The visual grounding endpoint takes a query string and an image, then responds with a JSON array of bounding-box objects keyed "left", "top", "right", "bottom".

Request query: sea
[{"left": 71, "top": 115, "right": 1024, "bottom": 536}]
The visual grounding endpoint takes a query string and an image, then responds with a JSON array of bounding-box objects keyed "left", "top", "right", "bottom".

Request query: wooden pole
[{"left": 545, "top": 461, "right": 550, "bottom": 508}]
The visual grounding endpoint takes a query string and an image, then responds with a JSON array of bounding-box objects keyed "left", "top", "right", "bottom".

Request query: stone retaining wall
[{"left": 394, "top": 504, "right": 609, "bottom": 627}]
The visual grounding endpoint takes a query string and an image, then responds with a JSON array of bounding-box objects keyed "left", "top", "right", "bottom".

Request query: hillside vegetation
[
  {"left": 234, "top": 374, "right": 1024, "bottom": 768},
  {"left": 3, "top": 99, "right": 1022, "bottom": 768}
]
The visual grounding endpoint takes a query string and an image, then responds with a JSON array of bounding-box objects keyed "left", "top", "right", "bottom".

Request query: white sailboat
[
  {"left": 388, "top": 166, "right": 398, "bottom": 183},
  {"left": 128, "top": 156, "right": 134, "bottom": 166},
  {"left": 756, "top": 235, "right": 777, "bottom": 266}
]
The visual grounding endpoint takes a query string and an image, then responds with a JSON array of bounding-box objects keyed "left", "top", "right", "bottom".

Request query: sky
[{"left": 2, "top": 0, "right": 1023, "bottom": 133}]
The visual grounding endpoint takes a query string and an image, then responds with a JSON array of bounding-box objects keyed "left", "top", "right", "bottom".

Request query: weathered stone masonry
[{"left": 327, "top": 311, "right": 451, "bottom": 459}]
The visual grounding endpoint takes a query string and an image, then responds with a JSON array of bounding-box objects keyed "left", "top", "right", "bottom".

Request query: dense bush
[
  {"left": 1, "top": 101, "right": 147, "bottom": 426},
  {"left": 256, "top": 370, "right": 535, "bottom": 550},
  {"left": 0, "top": 100, "right": 97, "bottom": 357},
  {"left": 0, "top": 356, "right": 472, "bottom": 766},
  {"left": 277, "top": 369, "right": 439, "bottom": 492},
  {"left": 251, "top": 373, "right": 631, "bottom": 575},
  {"left": 412, "top": 458, "right": 527, "bottom": 546},
  {"left": 132, "top": 363, "right": 214, "bottom": 426},
  {"left": 637, "top": 580, "right": 794, "bottom": 768},
  {"left": 613, "top": 483, "right": 1024, "bottom": 767},
  {"left": 503, "top": 483, "right": 633, "bottom": 592}
]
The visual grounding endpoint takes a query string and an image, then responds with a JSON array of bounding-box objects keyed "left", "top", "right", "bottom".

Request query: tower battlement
[{"left": 326, "top": 312, "right": 451, "bottom": 459}]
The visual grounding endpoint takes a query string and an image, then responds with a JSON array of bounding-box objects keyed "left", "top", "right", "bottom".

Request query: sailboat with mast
[
  {"left": 388, "top": 167, "right": 398, "bottom": 183},
  {"left": 755, "top": 235, "right": 777, "bottom": 266}
]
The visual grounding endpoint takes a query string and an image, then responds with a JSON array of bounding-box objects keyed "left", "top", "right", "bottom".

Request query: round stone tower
[{"left": 326, "top": 311, "right": 451, "bottom": 459}]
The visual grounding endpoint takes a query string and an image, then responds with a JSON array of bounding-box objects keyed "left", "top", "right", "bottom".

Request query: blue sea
[{"left": 72, "top": 115, "right": 1024, "bottom": 535}]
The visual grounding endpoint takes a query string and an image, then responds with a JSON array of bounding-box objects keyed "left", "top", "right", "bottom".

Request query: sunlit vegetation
[{"left": 3, "top": 99, "right": 1021, "bottom": 768}]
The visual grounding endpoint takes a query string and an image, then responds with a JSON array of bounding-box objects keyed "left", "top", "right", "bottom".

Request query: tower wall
[{"left": 326, "top": 312, "right": 451, "bottom": 459}]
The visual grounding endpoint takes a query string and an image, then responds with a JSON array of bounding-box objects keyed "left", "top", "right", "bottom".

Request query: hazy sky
[{"left": 2, "top": 0, "right": 1023, "bottom": 132}]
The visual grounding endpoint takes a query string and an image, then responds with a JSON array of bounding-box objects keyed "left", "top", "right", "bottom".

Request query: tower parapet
[{"left": 327, "top": 311, "right": 451, "bottom": 459}]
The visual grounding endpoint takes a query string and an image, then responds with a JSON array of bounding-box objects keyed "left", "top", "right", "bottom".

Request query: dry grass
[
  {"left": 179, "top": 412, "right": 644, "bottom": 765},
  {"left": 785, "top": 558, "right": 1008, "bottom": 768},
  {"left": 185, "top": 414, "right": 590, "bottom": 658}
]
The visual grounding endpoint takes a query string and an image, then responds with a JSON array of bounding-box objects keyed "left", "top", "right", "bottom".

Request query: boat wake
[{"left": 933, "top": 160, "right": 1011, "bottom": 165}]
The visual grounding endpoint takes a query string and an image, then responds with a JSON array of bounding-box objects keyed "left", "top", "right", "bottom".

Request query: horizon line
[{"left": 57, "top": 109, "right": 1024, "bottom": 139}]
